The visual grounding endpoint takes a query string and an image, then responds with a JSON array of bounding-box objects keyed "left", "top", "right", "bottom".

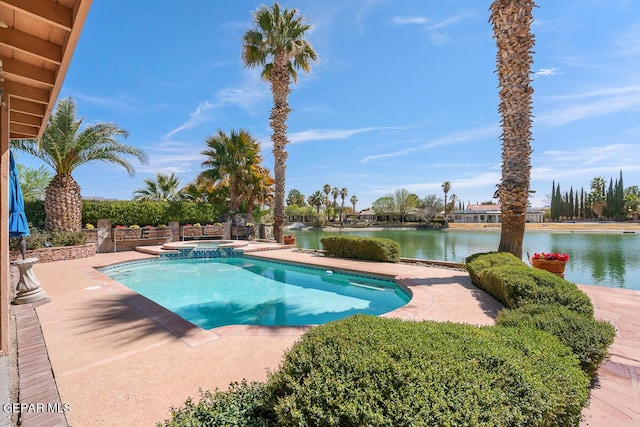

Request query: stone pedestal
[{"left": 12, "top": 257, "right": 48, "bottom": 304}]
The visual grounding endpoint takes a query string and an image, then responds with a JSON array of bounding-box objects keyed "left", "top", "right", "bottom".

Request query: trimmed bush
[
  {"left": 496, "top": 304, "right": 616, "bottom": 378},
  {"left": 159, "top": 381, "right": 273, "bottom": 427},
  {"left": 321, "top": 236, "right": 400, "bottom": 262},
  {"left": 266, "top": 315, "right": 589, "bottom": 427},
  {"left": 466, "top": 252, "right": 593, "bottom": 316},
  {"left": 82, "top": 200, "right": 225, "bottom": 226},
  {"left": 161, "top": 316, "right": 591, "bottom": 426}
]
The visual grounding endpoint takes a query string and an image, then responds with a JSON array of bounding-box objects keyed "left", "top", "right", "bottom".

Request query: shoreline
[{"left": 296, "top": 222, "right": 640, "bottom": 234}]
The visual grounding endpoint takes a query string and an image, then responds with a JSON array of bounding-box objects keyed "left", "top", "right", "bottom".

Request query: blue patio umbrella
[{"left": 8, "top": 150, "right": 30, "bottom": 258}]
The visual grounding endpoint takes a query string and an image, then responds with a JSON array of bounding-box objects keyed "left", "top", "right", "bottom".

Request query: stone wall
[{"left": 9, "top": 243, "right": 96, "bottom": 263}]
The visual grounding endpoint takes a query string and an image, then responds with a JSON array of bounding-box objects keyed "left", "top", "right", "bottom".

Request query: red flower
[{"left": 532, "top": 252, "right": 569, "bottom": 261}]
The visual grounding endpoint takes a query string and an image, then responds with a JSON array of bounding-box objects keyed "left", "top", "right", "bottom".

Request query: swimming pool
[{"left": 100, "top": 257, "right": 410, "bottom": 329}]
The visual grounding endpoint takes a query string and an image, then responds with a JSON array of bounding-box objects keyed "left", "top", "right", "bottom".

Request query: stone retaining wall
[{"left": 9, "top": 243, "right": 96, "bottom": 263}]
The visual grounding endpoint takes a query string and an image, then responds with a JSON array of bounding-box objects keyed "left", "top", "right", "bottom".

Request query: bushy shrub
[
  {"left": 321, "top": 236, "right": 400, "bottom": 262},
  {"left": 466, "top": 251, "right": 526, "bottom": 285},
  {"left": 496, "top": 304, "right": 616, "bottom": 378},
  {"left": 10, "top": 228, "right": 87, "bottom": 250},
  {"left": 266, "top": 315, "right": 589, "bottom": 427},
  {"left": 50, "top": 230, "right": 87, "bottom": 247},
  {"left": 466, "top": 252, "right": 593, "bottom": 316},
  {"left": 9, "top": 228, "right": 49, "bottom": 250},
  {"left": 159, "top": 381, "right": 273, "bottom": 427}
]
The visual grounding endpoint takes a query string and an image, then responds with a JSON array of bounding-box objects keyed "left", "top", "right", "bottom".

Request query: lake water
[{"left": 289, "top": 229, "right": 640, "bottom": 290}]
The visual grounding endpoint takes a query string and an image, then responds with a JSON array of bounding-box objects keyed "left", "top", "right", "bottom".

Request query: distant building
[
  {"left": 452, "top": 204, "right": 544, "bottom": 223},
  {"left": 346, "top": 209, "right": 377, "bottom": 223}
]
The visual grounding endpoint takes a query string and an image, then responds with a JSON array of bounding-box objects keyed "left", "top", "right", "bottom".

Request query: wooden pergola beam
[
  {"left": 7, "top": 98, "right": 46, "bottom": 117},
  {"left": 0, "top": 0, "right": 73, "bottom": 31},
  {"left": 0, "top": 27, "right": 63, "bottom": 65},
  {"left": 1, "top": 57, "right": 56, "bottom": 87}
]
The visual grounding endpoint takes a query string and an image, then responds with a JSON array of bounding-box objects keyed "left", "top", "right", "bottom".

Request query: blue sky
[{"left": 18, "top": 0, "right": 640, "bottom": 210}]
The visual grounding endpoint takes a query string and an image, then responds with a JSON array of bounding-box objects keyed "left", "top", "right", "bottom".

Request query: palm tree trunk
[
  {"left": 491, "top": 0, "right": 536, "bottom": 259},
  {"left": 45, "top": 174, "right": 83, "bottom": 231},
  {"left": 270, "top": 54, "right": 291, "bottom": 243}
]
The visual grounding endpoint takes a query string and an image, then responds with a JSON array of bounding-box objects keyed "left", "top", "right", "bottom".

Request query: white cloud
[
  {"left": 165, "top": 101, "right": 215, "bottom": 138},
  {"left": 361, "top": 124, "right": 499, "bottom": 163},
  {"left": 535, "top": 67, "right": 559, "bottom": 77},
  {"left": 289, "top": 126, "right": 403, "bottom": 144},
  {"left": 391, "top": 16, "right": 427, "bottom": 25},
  {"left": 536, "top": 84, "right": 640, "bottom": 128},
  {"left": 215, "top": 86, "right": 267, "bottom": 111}
]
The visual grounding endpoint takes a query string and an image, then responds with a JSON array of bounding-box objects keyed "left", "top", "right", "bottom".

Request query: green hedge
[
  {"left": 82, "top": 200, "right": 224, "bottom": 226},
  {"left": 321, "top": 236, "right": 400, "bottom": 262},
  {"left": 466, "top": 252, "right": 593, "bottom": 316},
  {"left": 23, "top": 199, "right": 225, "bottom": 228},
  {"left": 496, "top": 304, "right": 616, "bottom": 378},
  {"left": 24, "top": 200, "right": 45, "bottom": 229},
  {"left": 161, "top": 316, "right": 590, "bottom": 426}
]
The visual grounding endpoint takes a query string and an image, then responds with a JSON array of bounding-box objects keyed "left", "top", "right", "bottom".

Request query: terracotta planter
[
  {"left": 283, "top": 236, "right": 296, "bottom": 245},
  {"left": 531, "top": 258, "right": 567, "bottom": 277}
]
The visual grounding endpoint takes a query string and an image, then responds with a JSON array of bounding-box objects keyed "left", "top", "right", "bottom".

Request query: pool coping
[{"left": 9, "top": 249, "right": 640, "bottom": 426}]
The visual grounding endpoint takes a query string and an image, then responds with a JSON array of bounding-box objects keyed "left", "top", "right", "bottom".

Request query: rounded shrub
[
  {"left": 321, "top": 236, "right": 400, "bottom": 262},
  {"left": 496, "top": 304, "right": 616, "bottom": 378},
  {"left": 159, "top": 380, "right": 273, "bottom": 427},
  {"left": 266, "top": 315, "right": 589, "bottom": 426}
]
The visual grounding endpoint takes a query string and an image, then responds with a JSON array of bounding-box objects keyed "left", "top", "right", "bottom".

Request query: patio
[{"left": 6, "top": 247, "right": 640, "bottom": 426}]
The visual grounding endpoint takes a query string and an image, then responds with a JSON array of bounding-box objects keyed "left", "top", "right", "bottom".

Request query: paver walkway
[{"left": 7, "top": 247, "right": 639, "bottom": 426}]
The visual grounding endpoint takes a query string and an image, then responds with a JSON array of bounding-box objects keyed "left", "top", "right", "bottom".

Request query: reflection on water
[{"left": 290, "top": 229, "right": 640, "bottom": 290}]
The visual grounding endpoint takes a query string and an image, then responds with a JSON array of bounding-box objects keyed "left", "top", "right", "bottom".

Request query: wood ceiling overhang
[{"left": 0, "top": 0, "right": 92, "bottom": 140}]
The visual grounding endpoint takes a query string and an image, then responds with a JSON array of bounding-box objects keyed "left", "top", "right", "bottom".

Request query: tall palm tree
[
  {"left": 350, "top": 195, "right": 358, "bottom": 212},
  {"left": 331, "top": 187, "right": 339, "bottom": 221},
  {"left": 339, "top": 187, "right": 348, "bottom": 223},
  {"left": 323, "top": 184, "right": 331, "bottom": 199},
  {"left": 490, "top": 0, "right": 536, "bottom": 258},
  {"left": 242, "top": 3, "right": 317, "bottom": 242},
  {"left": 133, "top": 172, "right": 181, "bottom": 201},
  {"left": 201, "top": 129, "right": 262, "bottom": 213},
  {"left": 11, "top": 97, "right": 148, "bottom": 231},
  {"left": 441, "top": 181, "right": 451, "bottom": 218}
]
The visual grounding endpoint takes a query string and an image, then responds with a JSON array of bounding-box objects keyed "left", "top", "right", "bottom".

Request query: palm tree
[
  {"left": 350, "top": 195, "right": 358, "bottom": 212},
  {"left": 308, "top": 190, "right": 323, "bottom": 215},
  {"left": 133, "top": 172, "right": 181, "bottom": 201},
  {"left": 242, "top": 165, "right": 275, "bottom": 223},
  {"left": 181, "top": 174, "right": 228, "bottom": 206},
  {"left": 441, "top": 181, "right": 451, "bottom": 218},
  {"left": 201, "top": 129, "right": 262, "bottom": 213},
  {"left": 242, "top": 2, "right": 317, "bottom": 242},
  {"left": 331, "top": 187, "right": 339, "bottom": 221},
  {"left": 490, "top": 0, "right": 536, "bottom": 258},
  {"left": 339, "top": 187, "right": 348, "bottom": 223},
  {"left": 11, "top": 97, "right": 148, "bottom": 231},
  {"left": 323, "top": 184, "right": 331, "bottom": 198}
]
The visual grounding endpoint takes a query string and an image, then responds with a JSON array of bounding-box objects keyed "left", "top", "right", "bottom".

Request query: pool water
[{"left": 101, "top": 257, "right": 410, "bottom": 329}]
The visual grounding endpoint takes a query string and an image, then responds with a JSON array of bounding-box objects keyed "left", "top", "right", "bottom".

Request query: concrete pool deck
[{"left": 6, "top": 245, "right": 640, "bottom": 426}]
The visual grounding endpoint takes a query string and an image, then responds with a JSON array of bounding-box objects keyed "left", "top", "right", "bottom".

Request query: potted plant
[
  {"left": 283, "top": 234, "right": 296, "bottom": 245},
  {"left": 529, "top": 252, "right": 569, "bottom": 277}
]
